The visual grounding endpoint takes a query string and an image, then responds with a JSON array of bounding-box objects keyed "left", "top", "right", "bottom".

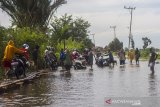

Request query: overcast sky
[{"left": 0, "top": 0, "right": 160, "bottom": 48}]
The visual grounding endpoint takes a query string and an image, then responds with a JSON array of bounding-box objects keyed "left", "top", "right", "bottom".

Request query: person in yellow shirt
[
  {"left": 2, "top": 40, "right": 24, "bottom": 76},
  {"left": 128, "top": 48, "right": 135, "bottom": 64}
]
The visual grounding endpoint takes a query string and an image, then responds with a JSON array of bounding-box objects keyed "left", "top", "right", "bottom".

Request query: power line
[{"left": 124, "top": 6, "right": 136, "bottom": 49}]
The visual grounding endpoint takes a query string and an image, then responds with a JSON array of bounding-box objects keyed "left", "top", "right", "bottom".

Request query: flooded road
[{"left": 0, "top": 61, "right": 160, "bottom": 107}]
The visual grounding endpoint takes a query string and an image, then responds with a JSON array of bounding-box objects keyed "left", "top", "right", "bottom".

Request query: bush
[
  {"left": 0, "top": 27, "right": 49, "bottom": 70},
  {"left": 140, "top": 48, "right": 150, "bottom": 59}
]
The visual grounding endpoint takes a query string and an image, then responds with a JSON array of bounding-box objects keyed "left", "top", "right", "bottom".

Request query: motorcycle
[
  {"left": 95, "top": 54, "right": 117, "bottom": 67},
  {"left": 7, "top": 54, "right": 27, "bottom": 79},
  {"left": 44, "top": 55, "right": 58, "bottom": 71},
  {"left": 95, "top": 54, "right": 110, "bottom": 67},
  {"left": 73, "top": 56, "right": 87, "bottom": 70}
]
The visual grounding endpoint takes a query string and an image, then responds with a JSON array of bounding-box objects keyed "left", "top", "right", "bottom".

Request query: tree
[
  {"left": 50, "top": 14, "right": 91, "bottom": 49},
  {"left": 0, "top": 26, "right": 7, "bottom": 62},
  {"left": 108, "top": 38, "right": 123, "bottom": 52},
  {"left": 83, "top": 38, "right": 94, "bottom": 49},
  {"left": 50, "top": 14, "right": 73, "bottom": 49},
  {"left": 142, "top": 37, "right": 152, "bottom": 49},
  {"left": 0, "top": 0, "right": 66, "bottom": 29},
  {"left": 71, "top": 17, "right": 90, "bottom": 41}
]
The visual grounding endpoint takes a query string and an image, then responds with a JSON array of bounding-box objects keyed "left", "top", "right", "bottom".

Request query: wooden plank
[{"left": 0, "top": 70, "right": 47, "bottom": 92}]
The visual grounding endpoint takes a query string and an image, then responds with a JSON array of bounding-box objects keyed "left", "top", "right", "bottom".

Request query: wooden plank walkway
[{"left": 0, "top": 70, "right": 48, "bottom": 93}]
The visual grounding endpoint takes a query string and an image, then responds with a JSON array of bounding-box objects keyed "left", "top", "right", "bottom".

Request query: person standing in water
[
  {"left": 64, "top": 49, "right": 72, "bottom": 72},
  {"left": 135, "top": 48, "right": 141, "bottom": 65},
  {"left": 128, "top": 48, "right": 135, "bottom": 64},
  {"left": 88, "top": 49, "right": 94, "bottom": 70},
  {"left": 118, "top": 48, "right": 126, "bottom": 65},
  {"left": 148, "top": 47, "right": 158, "bottom": 74},
  {"left": 108, "top": 49, "right": 114, "bottom": 67}
]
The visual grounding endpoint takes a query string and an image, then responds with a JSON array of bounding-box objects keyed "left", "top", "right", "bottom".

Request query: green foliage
[
  {"left": 140, "top": 48, "right": 160, "bottom": 60},
  {"left": 71, "top": 17, "right": 91, "bottom": 40},
  {"left": 124, "top": 47, "right": 129, "bottom": 51},
  {"left": 0, "top": 13, "right": 92, "bottom": 71},
  {"left": 50, "top": 14, "right": 73, "bottom": 48},
  {"left": 140, "top": 48, "right": 150, "bottom": 59},
  {"left": 50, "top": 14, "right": 91, "bottom": 49},
  {"left": 83, "top": 38, "right": 94, "bottom": 49},
  {"left": 0, "top": 0, "right": 66, "bottom": 29},
  {"left": 8, "top": 27, "right": 48, "bottom": 58},
  {"left": 0, "top": 26, "right": 12, "bottom": 64},
  {"left": 108, "top": 38, "right": 123, "bottom": 52},
  {"left": 0, "top": 67, "right": 4, "bottom": 79},
  {"left": 0, "top": 27, "right": 48, "bottom": 68},
  {"left": 56, "top": 37, "right": 84, "bottom": 52}
]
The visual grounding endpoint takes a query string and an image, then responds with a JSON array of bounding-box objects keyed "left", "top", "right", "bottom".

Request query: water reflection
[
  {"left": 119, "top": 65, "right": 126, "bottom": 71},
  {"left": 0, "top": 61, "right": 160, "bottom": 107},
  {"left": 148, "top": 74, "right": 158, "bottom": 96},
  {"left": 60, "top": 71, "right": 72, "bottom": 79}
]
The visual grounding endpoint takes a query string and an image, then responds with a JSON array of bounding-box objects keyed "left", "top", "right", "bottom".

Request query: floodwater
[{"left": 0, "top": 61, "right": 160, "bottom": 107}]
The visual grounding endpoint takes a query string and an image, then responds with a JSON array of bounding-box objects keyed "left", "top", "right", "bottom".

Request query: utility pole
[
  {"left": 124, "top": 6, "right": 136, "bottom": 49},
  {"left": 110, "top": 26, "right": 116, "bottom": 39},
  {"left": 91, "top": 33, "right": 95, "bottom": 47}
]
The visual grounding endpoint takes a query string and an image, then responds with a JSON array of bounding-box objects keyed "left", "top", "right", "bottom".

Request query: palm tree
[{"left": 0, "top": 0, "right": 66, "bottom": 29}]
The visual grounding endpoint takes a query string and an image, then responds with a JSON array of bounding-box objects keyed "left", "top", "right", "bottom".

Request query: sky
[{"left": 0, "top": 0, "right": 160, "bottom": 48}]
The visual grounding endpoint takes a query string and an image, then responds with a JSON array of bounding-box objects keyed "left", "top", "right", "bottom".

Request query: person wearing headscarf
[
  {"left": 118, "top": 48, "right": 126, "bottom": 65},
  {"left": 128, "top": 48, "right": 135, "bottom": 64},
  {"left": 2, "top": 40, "right": 24, "bottom": 75},
  {"left": 64, "top": 49, "right": 72, "bottom": 72}
]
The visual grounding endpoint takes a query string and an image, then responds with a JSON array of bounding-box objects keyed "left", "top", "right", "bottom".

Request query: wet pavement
[{"left": 0, "top": 60, "right": 160, "bottom": 107}]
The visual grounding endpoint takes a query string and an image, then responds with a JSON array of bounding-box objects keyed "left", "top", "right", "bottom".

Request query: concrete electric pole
[
  {"left": 110, "top": 26, "right": 116, "bottom": 39},
  {"left": 124, "top": 6, "right": 136, "bottom": 49},
  {"left": 91, "top": 33, "right": 95, "bottom": 47}
]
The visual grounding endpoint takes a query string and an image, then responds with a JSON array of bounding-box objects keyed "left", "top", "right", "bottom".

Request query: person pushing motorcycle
[{"left": 2, "top": 40, "right": 25, "bottom": 77}]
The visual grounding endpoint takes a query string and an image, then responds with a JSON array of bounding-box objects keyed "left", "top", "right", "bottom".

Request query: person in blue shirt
[{"left": 60, "top": 49, "right": 65, "bottom": 68}]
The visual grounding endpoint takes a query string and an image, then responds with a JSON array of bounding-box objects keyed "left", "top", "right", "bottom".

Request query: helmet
[{"left": 23, "top": 44, "right": 29, "bottom": 50}]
